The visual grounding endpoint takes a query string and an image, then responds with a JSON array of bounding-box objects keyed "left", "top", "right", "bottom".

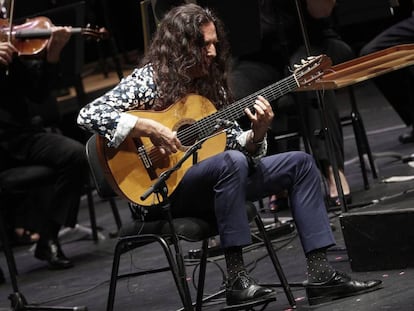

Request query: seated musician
[
  {"left": 0, "top": 11, "right": 88, "bottom": 269},
  {"left": 77, "top": 3, "right": 382, "bottom": 306}
]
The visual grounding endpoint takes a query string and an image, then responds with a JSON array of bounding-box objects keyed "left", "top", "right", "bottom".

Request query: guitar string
[
  {"left": 141, "top": 76, "right": 299, "bottom": 164},
  {"left": 183, "top": 60, "right": 318, "bottom": 142},
  {"left": 139, "top": 60, "right": 320, "bottom": 164}
]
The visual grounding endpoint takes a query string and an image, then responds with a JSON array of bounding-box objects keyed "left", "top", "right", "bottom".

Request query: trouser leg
[
  {"left": 171, "top": 150, "right": 252, "bottom": 248},
  {"left": 247, "top": 151, "right": 335, "bottom": 253}
]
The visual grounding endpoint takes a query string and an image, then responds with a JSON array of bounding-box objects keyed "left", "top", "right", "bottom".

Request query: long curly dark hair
[{"left": 141, "top": 3, "right": 232, "bottom": 110}]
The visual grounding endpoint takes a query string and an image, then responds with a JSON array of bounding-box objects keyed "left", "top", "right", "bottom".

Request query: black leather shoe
[
  {"left": 305, "top": 271, "right": 382, "bottom": 305},
  {"left": 225, "top": 271, "right": 276, "bottom": 306},
  {"left": 34, "top": 240, "right": 74, "bottom": 270},
  {"left": 399, "top": 130, "right": 414, "bottom": 144}
]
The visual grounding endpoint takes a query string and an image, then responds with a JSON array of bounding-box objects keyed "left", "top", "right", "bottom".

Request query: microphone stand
[
  {"left": 294, "top": 0, "right": 347, "bottom": 211},
  {"left": 140, "top": 127, "right": 230, "bottom": 311}
]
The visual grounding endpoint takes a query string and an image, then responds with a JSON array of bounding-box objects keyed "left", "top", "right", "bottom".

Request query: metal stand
[{"left": 294, "top": 0, "right": 347, "bottom": 211}]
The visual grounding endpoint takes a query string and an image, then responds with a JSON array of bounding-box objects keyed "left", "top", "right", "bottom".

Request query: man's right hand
[
  {"left": 0, "top": 42, "right": 17, "bottom": 66},
  {"left": 131, "top": 118, "right": 182, "bottom": 155}
]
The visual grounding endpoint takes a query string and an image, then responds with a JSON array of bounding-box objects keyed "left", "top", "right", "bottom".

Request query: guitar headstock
[{"left": 293, "top": 55, "right": 332, "bottom": 87}]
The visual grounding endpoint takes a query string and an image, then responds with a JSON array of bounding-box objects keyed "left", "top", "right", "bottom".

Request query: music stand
[
  {"left": 294, "top": 0, "right": 350, "bottom": 210},
  {"left": 298, "top": 44, "right": 414, "bottom": 211}
]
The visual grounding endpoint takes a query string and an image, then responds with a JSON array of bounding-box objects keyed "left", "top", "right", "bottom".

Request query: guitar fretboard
[{"left": 194, "top": 74, "right": 298, "bottom": 139}]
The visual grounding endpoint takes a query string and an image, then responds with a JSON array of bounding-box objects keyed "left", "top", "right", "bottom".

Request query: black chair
[
  {"left": 0, "top": 165, "right": 87, "bottom": 310},
  {"left": 85, "top": 134, "right": 296, "bottom": 310},
  {"left": 85, "top": 135, "right": 123, "bottom": 238}
]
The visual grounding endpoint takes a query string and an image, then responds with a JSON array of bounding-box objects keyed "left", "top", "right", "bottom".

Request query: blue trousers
[{"left": 171, "top": 150, "right": 335, "bottom": 254}]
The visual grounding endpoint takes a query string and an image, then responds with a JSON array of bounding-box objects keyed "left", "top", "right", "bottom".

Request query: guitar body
[{"left": 97, "top": 94, "right": 227, "bottom": 206}]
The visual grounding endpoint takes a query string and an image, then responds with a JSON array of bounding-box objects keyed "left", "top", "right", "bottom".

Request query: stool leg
[
  {"left": 195, "top": 239, "right": 209, "bottom": 311},
  {"left": 348, "top": 87, "right": 378, "bottom": 189},
  {"left": 85, "top": 179, "right": 99, "bottom": 242},
  {"left": 109, "top": 198, "right": 122, "bottom": 230},
  {"left": 351, "top": 111, "right": 371, "bottom": 190},
  {"left": 0, "top": 209, "right": 19, "bottom": 292}
]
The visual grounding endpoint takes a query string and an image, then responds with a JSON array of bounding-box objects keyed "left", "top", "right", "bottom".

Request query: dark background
[
  {"left": 12, "top": 0, "right": 144, "bottom": 64},
  {"left": 10, "top": 0, "right": 414, "bottom": 66},
  {"left": 7, "top": 0, "right": 413, "bottom": 143}
]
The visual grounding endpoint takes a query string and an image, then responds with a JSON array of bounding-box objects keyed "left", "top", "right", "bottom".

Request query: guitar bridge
[{"left": 134, "top": 138, "right": 158, "bottom": 180}]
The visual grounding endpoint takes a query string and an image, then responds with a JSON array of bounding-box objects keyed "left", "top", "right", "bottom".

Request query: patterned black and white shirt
[{"left": 77, "top": 64, "right": 267, "bottom": 161}]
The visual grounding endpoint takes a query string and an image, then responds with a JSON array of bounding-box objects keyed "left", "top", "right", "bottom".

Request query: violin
[{"left": 0, "top": 16, "right": 109, "bottom": 56}]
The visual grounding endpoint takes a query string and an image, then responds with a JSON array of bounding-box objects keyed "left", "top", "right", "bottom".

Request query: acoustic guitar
[{"left": 96, "top": 55, "right": 332, "bottom": 206}]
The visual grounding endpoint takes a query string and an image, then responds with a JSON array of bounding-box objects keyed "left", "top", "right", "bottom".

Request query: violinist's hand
[
  {"left": 46, "top": 26, "right": 72, "bottom": 63},
  {"left": 0, "top": 42, "right": 17, "bottom": 67},
  {"left": 244, "top": 95, "right": 274, "bottom": 144},
  {"left": 130, "top": 118, "right": 182, "bottom": 155}
]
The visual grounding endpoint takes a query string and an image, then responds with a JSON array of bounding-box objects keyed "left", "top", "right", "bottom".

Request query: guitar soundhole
[{"left": 176, "top": 123, "right": 198, "bottom": 147}]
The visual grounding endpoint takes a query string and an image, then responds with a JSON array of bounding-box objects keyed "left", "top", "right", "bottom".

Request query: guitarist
[{"left": 78, "top": 3, "right": 382, "bottom": 307}]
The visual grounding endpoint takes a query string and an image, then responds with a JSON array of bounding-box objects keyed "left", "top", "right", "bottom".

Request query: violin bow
[{"left": 7, "top": 0, "right": 14, "bottom": 43}]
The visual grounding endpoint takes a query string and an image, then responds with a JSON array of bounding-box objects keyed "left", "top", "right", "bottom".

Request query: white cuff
[
  {"left": 110, "top": 113, "right": 139, "bottom": 148},
  {"left": 237, "top": 130, "right": 251, "bottom": 147}
]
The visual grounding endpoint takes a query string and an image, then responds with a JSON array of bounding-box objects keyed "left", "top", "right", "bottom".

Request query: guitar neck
[{"left": 195, "top": 74, "right": 299, "bottom": 138}]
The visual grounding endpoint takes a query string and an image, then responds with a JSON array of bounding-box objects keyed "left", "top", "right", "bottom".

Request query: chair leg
[
  {"left": 0, "top": 209, "right": 19, "bottom": 292},
  {"left": 348, "top": 86, "right": 378, "bottom": 189},
  {"left": 351, "top": 111, "right": 378, "bottom": 180},
  {"left": 195, "top": 239, "right": 209, "bottom": 311},
  {"left": 351, "top": 113, "right": 371, "bottom": 190},
  {"left": 106, "top": 234, "right": 194, "bottom": 311},
  {"left": 109, "top": 197, "right": 122, "bottom": 231},
  {"left": 106, "top": 238, "right": 124, "bottom": 311},
  {"left": 253, "top": 213, "right": 296, "bottom": 308},
  {"left": 85, "top": 179, "right": 99, "bottom": 242}
]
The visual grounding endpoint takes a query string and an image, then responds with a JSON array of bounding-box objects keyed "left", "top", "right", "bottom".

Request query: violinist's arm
[
  {"left": 0, "top": 41, "right": 17, "bottom": 66},
  {"left": 46, "top": 26, "right": 72, "bottom": 63}
]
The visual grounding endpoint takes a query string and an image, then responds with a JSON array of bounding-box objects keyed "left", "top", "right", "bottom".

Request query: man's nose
[{"left": 206, "top": 44, "right": 216, "bottom": 57}]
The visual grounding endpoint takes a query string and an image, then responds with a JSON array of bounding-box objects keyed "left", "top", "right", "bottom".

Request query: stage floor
[{"left": 1, "top": 75, "right": 414, "bottom": 310}]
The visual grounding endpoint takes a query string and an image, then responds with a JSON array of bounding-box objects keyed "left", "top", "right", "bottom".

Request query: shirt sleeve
[
  {"left": 227, "top": 124, "right": 268, "bottom": 163},
  {"left": 236, "top": 129, "right": 268, "bottom": 160},
  {"left": 77, "top": 65, "right": 157, "bottom": 147}
]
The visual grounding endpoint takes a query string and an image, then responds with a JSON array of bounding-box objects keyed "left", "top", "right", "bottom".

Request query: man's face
[
  {"left": 188, "top": 21, "right": 218, "bottom": 78},
  {"left": 201, "top": 21, "right": 218, "bottom": 64}
]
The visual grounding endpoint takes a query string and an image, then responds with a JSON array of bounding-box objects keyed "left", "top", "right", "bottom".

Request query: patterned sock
[
  {"left": 224, "top": 246, "right": 246, "bottom": 280},
  {"left": 306, "top": 248, "right": 335, "bottom": 283}
]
